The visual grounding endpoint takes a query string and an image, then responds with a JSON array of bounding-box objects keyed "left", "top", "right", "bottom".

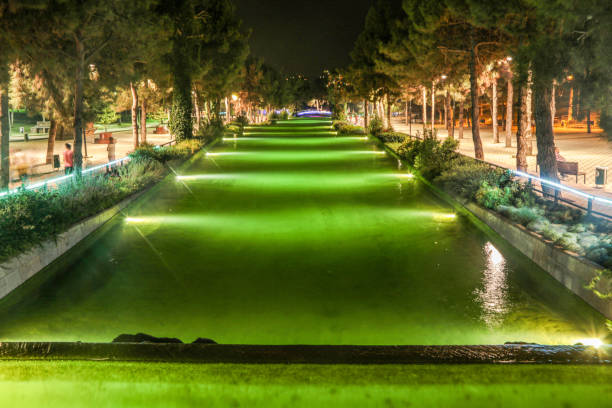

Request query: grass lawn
[{"left": 0, "top": 361, "right": 611, "bottom": 407}]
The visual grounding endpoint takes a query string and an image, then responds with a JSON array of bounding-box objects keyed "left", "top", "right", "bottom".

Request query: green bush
[
  {"left": 599, "top": 110, "right": 612, "bottom": 139},
  {"left": 130, "top": 140, "right": 205, "bottom": 164},
  {"left": 397, "top": 137, "right": 459, "bottom": 179},
  {"left": 234, "top": 114, "right": 249, "bottom": 131},
  {"left": 435, "top": 158, "right": 509, "bottom": 199},
  {"left": 368, "top": 115, "right": 384, "bottom": 137},
  {"left": 0, "top": 157, "right": 167, "bottom": 263},
  {"left": 280, "top": 111, "right": 289, "bottom": 120},
  {"left": 379, "top": 132, "right": 407, "bottom": 144},
  {"left": 332, "top": 105, "right": 346, "bottom": 121},
  {"left": 333, "top": 121, "right": 365, "bottom": 135}
]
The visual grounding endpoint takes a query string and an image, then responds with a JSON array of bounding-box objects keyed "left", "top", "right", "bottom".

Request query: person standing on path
[{"left": 63, "top": 143, "right": 74, "bottom": 174}]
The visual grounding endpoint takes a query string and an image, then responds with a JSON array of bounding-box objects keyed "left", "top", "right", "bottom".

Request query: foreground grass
[{"left": 0, "top": 361, "right": 611, "bottom": 407}]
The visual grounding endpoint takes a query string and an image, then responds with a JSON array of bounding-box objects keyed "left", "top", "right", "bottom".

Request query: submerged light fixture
[{"left": 576, "top": 338, "right": 604, "bottom": 348}]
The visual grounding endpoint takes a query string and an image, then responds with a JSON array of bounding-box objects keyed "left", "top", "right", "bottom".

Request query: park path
[{"left": 7, "top": 125, "right": 174, "bottom": 189}]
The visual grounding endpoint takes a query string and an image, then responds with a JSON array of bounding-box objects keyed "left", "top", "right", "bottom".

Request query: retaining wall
[
  {"left": 465, "top": 202, "right": 612, "bottom": 319},
  {"left": 0, "top": 190, "right": 145, "bottom": 300}
]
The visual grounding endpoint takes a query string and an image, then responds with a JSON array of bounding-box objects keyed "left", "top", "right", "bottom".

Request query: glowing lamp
[{"left": 576, "top": 338, "right": 603, "bottom": 348}]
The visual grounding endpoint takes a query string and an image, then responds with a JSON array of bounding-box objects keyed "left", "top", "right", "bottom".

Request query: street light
[{"left": 231, "top": 94, "right": 239, "bottom": 102}]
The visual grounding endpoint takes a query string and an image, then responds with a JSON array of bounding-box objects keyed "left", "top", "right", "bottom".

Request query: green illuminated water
[{"left": 0, "top": 119, "right": 608, "bottom": 344}]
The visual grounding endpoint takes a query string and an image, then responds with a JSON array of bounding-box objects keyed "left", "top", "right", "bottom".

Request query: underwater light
[
  {"left": 125, "top": 217, "right": 147, "bottom": 223},
  {"left": 576, "top": 338, "right": 603, "bottom": 348},
  {"left": 434, "top": 213, "right": 457, "bottom": 221},
  {"left": 176, "top": 174, "right": 233, "bottom": 181}
]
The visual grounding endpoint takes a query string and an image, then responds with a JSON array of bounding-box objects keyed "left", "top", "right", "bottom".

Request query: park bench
[
  {"left": 29, "top": 121, "right": 50, "bottom": 134},
  {"left": 558, "top": 161, "right": 586, "bottom": 183}
]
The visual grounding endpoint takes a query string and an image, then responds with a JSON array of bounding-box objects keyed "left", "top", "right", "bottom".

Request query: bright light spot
[
  {"left": 398, "top": 173, "right": 414, "bottom": 179},
  {"left": 125, "top": 217, "right": 147, "bottom": 223},
  {"left": 176, "top": 174, "right": 234, "bottom": 181},
  {"left": 485, "top": 242, "right": 504, "bottom": 267},
  {"left": 205, "top": 152, "right": 242, "bottom": 157},
  {"left": 576, "top": 338, "right": 603, "bottom": 348},
  {"left": 231, "top": 94, "right": 238, "bottom": 101},
  {"left": 434, "top": 213, "right": 457, "bottom": 221}
]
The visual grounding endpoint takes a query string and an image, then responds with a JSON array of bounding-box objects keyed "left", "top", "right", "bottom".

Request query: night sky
[{"left": 234, "top": 0, "right": 374, "bottom": 78}]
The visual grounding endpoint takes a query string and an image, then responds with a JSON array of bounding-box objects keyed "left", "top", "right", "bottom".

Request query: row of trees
[
  {"left": 0, "top": 0, "right": 321, "bottom": 190},
  {"left": 340, "top": 0, "right": 612, "bottom": 183}
]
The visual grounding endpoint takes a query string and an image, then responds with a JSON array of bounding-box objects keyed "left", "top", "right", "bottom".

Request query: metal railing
[{"left": 0, "top": 139, "right": 177, "bottom": 199}]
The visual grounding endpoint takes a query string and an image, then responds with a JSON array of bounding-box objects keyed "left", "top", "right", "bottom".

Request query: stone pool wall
[
  {"left": 0, "top": 190, "right": 145, "bottom": 300},
  {"left": 465, "top": 202, "right": 612, "bottom": 320}
]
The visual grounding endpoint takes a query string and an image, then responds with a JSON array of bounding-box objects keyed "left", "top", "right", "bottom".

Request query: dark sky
[{"left": 234, "top": 0, "right": 374, "bottom": 78}]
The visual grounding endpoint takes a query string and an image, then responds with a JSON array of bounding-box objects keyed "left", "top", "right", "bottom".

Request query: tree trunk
[
  {"left": 364, "top": 100, "right": 369, "bottom": 131},
  {"left": 405, "top": 100, "right": 408, "bottom": 126},
  {"left": 0, "top": 79, "right": 9, "bottom": 190},
  {"left": 224, "top": 97, "right": 230, "bottom": 124},
  {"left": 469, "top": 33, "right": 484, "bottom": 160},
  {"left": 551, "top": 81, "right": 556, "bottom": 130},
  {"left": 449, "top": 99, "right": 455, "bottom": 140},
  {"left": 534, "top": 80, "right": 558, "bottom": 182},
  {"left": 422, "top": 86, "right": 427, "bottom": 131},
  {"left": 492, "top": 78, "right": 499, "bottom": 143},
  {"left": 459, "top": 100, "right": 464, "bottom": 139},
  {"left": 505, "top": 77, "right": 513, "bottom": 147},
  {"left": 194, "top": 95, "right": 201, "bottom": 131},
  {"left": 516, "top": 84, "right": 528, "bottom": 172},
  {"left": 408, "top": 99, "right": 412, "bottom": 136},
  {"left": 73, "top": 38, "right": 85, "bottom": 173},
  {"left": 567, "top": 87, "right": 573, "bottom": 122},
  {"left": 130, "top": 81, "right": 139, "bottom": 150},
  {"left": 444, "top": 91, "right": 448, "bottom": 131},
  {"left": 169, "top": 56, "right": 193, "bottom": 140},
  {"left": 385, "top": 93, "right": 392, "bottom": 130},
  {"left": 140, "top": 99, "right": 147, "bottom": 144},
  {"left": 587, "top": 110, "right": 591, "bottom": 134},
  {"left": 431, "top": 82, "right": 435, "bottom": 134},
  {"left": 46, "top": 118, "right": 58, "bottom": 165},
  {"left": 525, "top": 70, "right": 533, "bottom": 139}
]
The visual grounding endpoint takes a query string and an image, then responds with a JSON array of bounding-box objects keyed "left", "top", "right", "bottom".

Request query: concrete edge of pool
[{"left": 0, "top": 343, "right": 610, "bottom": 364}]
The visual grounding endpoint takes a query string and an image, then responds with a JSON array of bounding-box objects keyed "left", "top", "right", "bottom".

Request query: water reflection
[{"left": 474, "top": 242, "right": 509, "bottom": 328}]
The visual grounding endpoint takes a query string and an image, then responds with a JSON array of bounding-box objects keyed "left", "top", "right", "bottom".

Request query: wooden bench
[
  {"left": 558, "top": 161, "right": 586, "bottom": 183},
  {"left": 29, "top": 121, "right": 50, "bottom": 135}
]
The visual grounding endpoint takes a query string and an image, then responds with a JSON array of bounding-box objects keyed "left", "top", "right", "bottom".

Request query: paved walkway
[
  {"left": 8, "top": 126, "right": 173, "bottom": 189},
  {"left": 392, "top": 119, "right": 612, "bottom": 218}
]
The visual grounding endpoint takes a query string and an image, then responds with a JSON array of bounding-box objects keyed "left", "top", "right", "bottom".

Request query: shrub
[
  {"left": 368, "top": 115, "right": 384, "bottom": 137},
  {"left": 498, "top": 205, "right": 544, "bottom": 226},
  {"left": 234, "top": 114, "right": 249, "bottom": 130},
  {"left": 436, "top": 158, "right": 510, "bottom": 200},
  {"left": 269, "top": 111, "right": 280, "bottom": 121},
  {"left": 379, "top": 132, "right": 407, "bottom": 144},
  {"left": 600, "top": 110, "right": 612, "bottom": 139},
  {"left": 130, "top": 140, "right": 204, "bottom": 164},
  {"left": 332, "top": 105, "right": 346, "bottom": 121},
  {"left": 280, "top": 110, "right": 289, "bottom": 120},
  {"left": 333, "top": 121, "right": 365, "bottom": 135},
  {"left": 397, "top": 137, "right": 459, "bottom": 179},
  {"left": 0, "top": 157, "right": 168, "bottom": 263}
]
